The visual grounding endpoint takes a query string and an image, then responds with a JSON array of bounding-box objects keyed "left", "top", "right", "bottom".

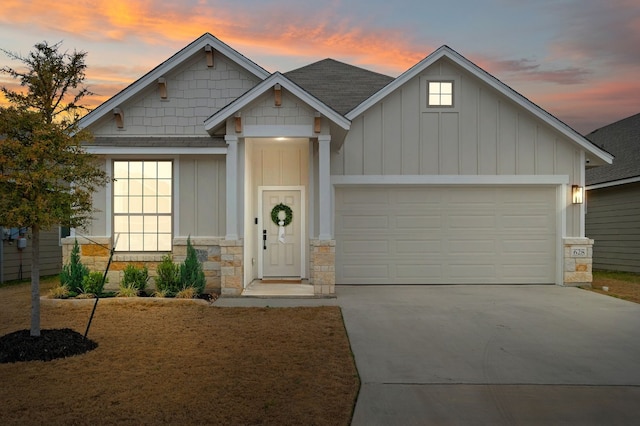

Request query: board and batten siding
[
  {"left": 1, "top": 228, "right": 62, "bottom": 281},
  {"left": 332, "top": 57, "right": 579, "bottom": 179},
  {"left": 586, "top": 183, "right": 640, "bottom": 273},
  {"left": 179, "top": 155, "right": 226, "bottom": 237}
]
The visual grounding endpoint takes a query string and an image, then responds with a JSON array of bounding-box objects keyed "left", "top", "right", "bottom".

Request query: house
[
  {"left": 585, "top": 113, "right": 640, "bottom": 273},
  {"left": 1, "top": 227, "right": 63, "bottom": 283},
  {"left": 66, "top": 33, "right": 613, "bottom": 295}
]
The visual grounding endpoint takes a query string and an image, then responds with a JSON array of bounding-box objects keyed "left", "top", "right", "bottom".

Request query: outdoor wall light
[{"left": 572, "top": 185, "right": 584, "bottom": 204}]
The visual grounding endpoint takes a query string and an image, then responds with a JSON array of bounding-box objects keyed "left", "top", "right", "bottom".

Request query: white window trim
[
  {"left": 421, "top": 75, "right": 459, "bottom": 112},
  {"left": 111, "top": 159, "right": 175, "bottom": 252}
]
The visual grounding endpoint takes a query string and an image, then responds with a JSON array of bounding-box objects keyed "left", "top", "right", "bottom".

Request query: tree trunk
[{"left": 30, "top": 225, "right": 41, "bottom": 337}]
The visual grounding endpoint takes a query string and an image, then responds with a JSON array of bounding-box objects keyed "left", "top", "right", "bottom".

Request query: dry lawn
[
  {"left": 0, "top": 278, "right": 359, "bottom": 425},
  {"left": 589, "top": 270, "right": 640, "bottom": 304}
]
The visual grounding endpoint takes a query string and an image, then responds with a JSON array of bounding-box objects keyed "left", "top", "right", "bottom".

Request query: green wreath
[{"left": 271, "top": 203, "right": 293, "bottom": 227}]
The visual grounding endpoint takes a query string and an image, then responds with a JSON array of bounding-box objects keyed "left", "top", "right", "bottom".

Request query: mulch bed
[{"left": 0, "top": 328, "right": 97, "bottom": 363}]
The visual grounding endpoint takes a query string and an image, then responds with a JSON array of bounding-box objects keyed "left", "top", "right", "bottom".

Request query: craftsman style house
[{"left": 66, "top": 33, "right": 612, "bottom": 295}]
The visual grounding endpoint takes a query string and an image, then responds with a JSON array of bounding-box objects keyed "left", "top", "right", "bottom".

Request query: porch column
[
  {"left": 225, "top": 135, "right": 239, "bottom": 240},
  {"left": 318, "top": 135, "right": 332, "bottom": 240}
]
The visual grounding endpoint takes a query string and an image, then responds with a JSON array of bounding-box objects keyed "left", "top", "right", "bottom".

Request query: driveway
[{"left": 339, "top": 285, "right": 640, "bottom": 425}]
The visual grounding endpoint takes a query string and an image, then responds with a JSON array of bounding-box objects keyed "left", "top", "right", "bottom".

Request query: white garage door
[{"left": 335, "top": 186, "right": 557, "bottom": 284}]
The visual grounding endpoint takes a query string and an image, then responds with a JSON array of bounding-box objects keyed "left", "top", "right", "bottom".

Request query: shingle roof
[
  {"left": 284, "top": 59, "right": 394, "bottom": 115},
  {"left": 585, "top": 113, "right": 640, "bottom": 186}
]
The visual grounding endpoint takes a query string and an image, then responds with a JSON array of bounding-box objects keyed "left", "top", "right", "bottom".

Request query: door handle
[{"left": 263, "top": 229, "right": 267, "bottom": 250}]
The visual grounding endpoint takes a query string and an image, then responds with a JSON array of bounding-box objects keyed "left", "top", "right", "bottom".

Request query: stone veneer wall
[
  {"left": 563, "top": 238, "right": 594, "bottom": 287},
  {"left": 61, "top": 237, "right": 223, "bottom": 293},
  {"left": 309, "top": 239, "right": 335, "bottom": 295},
  {"left": 220, "top": 240, "right": 243, "bottom": 296}
]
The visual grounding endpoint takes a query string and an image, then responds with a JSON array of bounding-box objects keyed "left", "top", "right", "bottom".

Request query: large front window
[{"left": 113, "top": 160, "right": 172, "bottom": 251}]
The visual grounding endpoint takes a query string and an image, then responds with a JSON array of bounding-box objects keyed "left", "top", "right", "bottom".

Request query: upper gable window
[{"left": 428, "top": 81, "right": 454, "bottom": 107}]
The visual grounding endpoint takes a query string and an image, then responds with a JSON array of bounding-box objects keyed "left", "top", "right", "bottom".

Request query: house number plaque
[{"left": 571, "top": 248, "right": 587, "bottom": 257}]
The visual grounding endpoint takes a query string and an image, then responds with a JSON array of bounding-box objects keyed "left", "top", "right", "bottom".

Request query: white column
[
  {"left": 225, "top": 135, "right": 239, "bottom": 240},
  {"left": 318, "top": 135, "right": 332, "bottom": 240}
]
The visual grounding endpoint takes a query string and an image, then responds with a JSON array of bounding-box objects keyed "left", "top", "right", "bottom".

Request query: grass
[
  {"left": 589, "top": 270, "right": 640, "bottom": 304},
  {"left": 0, "top": 278, "right": 359, "bottom": 425}
]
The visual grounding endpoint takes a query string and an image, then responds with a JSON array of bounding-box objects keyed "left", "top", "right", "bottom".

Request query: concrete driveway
[{"left": 339, "top": 285, "right": 640, "bottom": 425}]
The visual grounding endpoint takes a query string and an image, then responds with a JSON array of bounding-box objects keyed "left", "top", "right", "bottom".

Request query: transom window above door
[{"left": 112, "top": 160, "right": 172, "bottom": 252}]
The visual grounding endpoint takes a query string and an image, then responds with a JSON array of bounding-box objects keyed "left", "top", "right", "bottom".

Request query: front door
[{"left": 261, "top": 189, "right": 302, "bottom": 278}]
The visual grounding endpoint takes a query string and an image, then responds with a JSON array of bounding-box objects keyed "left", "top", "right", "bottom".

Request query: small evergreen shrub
[
  {"left": 81, "top": 271, "right": 107, "bottom": 296},
  {"left": 180, "top": 236, "right": 206, "bottom": 295},
  {"left": 60, "top": 239, "right": 89, "bottom": 294},
  {"left": 120, "top": 264, "right": 149, "bottom": 293},
  {"left": 155, "top": 254, "right": 180, "bottom": 296}
]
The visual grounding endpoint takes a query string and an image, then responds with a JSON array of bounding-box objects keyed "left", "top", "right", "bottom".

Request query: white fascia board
[
  {"left": 587, "top": 176, "right": 640, "bottom": 190},
  {"left": 331, "top": 175, "right": 570, "bottom": 186},
  {"left": 78, "top": 33, "right": 270, "bottom": 130},
  {"left": 85, "top": 146, "right": 227, "bottom": 155},
  {"left": 203, "top": 72, "right": 351, "bottom": 133},
  {"left": 346, "top": 46, "right": 613, "bottom": 165}
]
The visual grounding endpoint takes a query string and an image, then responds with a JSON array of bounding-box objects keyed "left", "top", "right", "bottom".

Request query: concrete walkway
[{"left": 214, "top": 285, "right": 640, "bottom": 424}]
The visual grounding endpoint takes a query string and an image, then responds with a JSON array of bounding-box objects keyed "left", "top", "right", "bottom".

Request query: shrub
[
  {"left": 49, "top": 284, "right": 70, "bottom": 299},
  {"left": 153, "top": 288, "right": 168, "bottom": 298},
  {"left": 179, "top": 236, "right": 206, "bottom": 295},
  {"left": 60, "top": 239, "right": 89, "bottom": 293},
  {"left": 120, "top": 264, "right": 149, "bottom": 293},
  {"left": 80, "top": 271, "right": 107, "bottom": 296},
  {"left": 175, "top": 287, "right": 197, "bottom": 299},
  {"left": 116, "top": 285, "right": 138, "bottom": 298},
  {"left": 155, "top": 254, "right": 180, "bottom": 296}
]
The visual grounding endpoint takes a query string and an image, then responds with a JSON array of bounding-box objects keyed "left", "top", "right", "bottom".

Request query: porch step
[{"left": 242, "top": 281, "right": 314, "bottom": 297}]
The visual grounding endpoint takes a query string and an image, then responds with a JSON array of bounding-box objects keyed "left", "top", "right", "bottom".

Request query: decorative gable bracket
[
  {"left": 204, "top": 45, "right": 214, "bottom": 67},
  {"left": 112, "top": 108, "right": 124, "bottom": 129}
]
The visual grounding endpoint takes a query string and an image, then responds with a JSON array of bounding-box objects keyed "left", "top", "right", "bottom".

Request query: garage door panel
[
  {"left": 501, "top": 214, "right": 553, "bottom": 230},
  {"left": 502, "top": 239, "right": 553, "bottom": 253},
  {"left": 396, "top": 239, "right": 442, "bottom": 254},
  {"left": 340, "top": 214, "right": 388, "bottom": 230},
  {"left": 342, "top": 264, "right": 390, "bottom": 282},
  {"left": 342, "top": 240, "right": 389, "bottom": 254},
  {"left": 448, "top": 214, "right": 496, "bottom": 230},
  {"left": 396, "top": 215, "right": 441, "bottom": 229},
  {"left": 448, "top": 239, "right": 496, "bottom": 254},
  {"left": 336, "top": 186, "right": 557, "bottom": 285}
]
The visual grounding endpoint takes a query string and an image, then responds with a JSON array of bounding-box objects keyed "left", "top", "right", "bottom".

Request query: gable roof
[
  {"left": 203, "top": 72, "right": 351, "bottom": 134},
  {"left": 77, "top": 33, "right": 270, "bottom": 130},
  {"left": 346, "top": 45, "right": 613, "bottom": 166},
  {"left": 284, "top": 59, "right": 394, "bottom": 115},
  {"left": 585, "top": 112, "right": 640, "bottom": 187}
]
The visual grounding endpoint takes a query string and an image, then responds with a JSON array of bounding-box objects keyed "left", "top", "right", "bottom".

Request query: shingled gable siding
[
  {"left": 586, "top": 182, "right": 640, "bottom": 273},
  {"left": 91, "top": 53, "right": 260, "bottom": 136}
]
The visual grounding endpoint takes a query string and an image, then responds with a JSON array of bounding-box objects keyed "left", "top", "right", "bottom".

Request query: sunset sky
[{"left": 1, "top": 0, "right": 639, "bottom": 134}]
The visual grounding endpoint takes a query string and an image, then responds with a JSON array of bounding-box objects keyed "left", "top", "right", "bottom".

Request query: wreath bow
[{"left": 271, "top": 203, "right": 293, "bottom": 244}]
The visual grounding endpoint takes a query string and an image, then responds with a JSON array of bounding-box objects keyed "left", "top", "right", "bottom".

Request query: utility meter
[{"left": 17, "top": 237, "right": 27, "bottom": 249}]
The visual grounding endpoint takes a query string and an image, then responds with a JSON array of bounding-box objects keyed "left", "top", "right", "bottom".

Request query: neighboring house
[
  {"left": 0, "top": 227, "right": 62, "bottom": 283},
  {"left": 67, "top": 33, "right": 613, "bottom": 295},
  {"left": 585, "top": 113, "right": 640, "bottom": 273}
]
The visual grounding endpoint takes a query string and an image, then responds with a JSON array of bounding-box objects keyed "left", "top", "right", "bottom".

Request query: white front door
[{"left": 261, "top": 189, "right": 303, "bottom": 278}]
